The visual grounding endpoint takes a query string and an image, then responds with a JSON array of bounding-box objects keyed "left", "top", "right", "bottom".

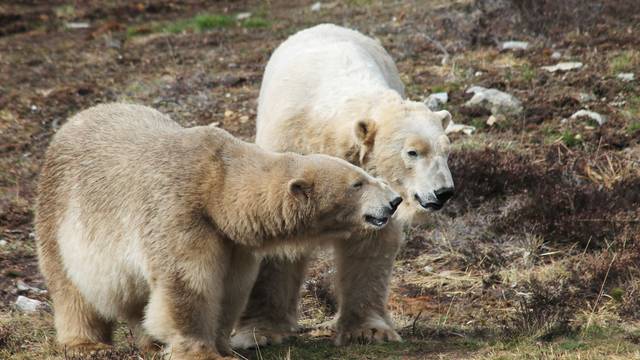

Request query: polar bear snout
[
  {"left": 414, "top": 186, "right": 454, "bottom": 211},
  {"left": 389, "top": 196, "right": 403, "bottom": 213},
  {"left": 361, "top": 183, "right": 402, "bottom": 229},
  {"left": 434, "top": 187, "right": 454, "bottom": 204}
]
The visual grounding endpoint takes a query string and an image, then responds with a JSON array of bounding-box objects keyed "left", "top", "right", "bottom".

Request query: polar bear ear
[
  {"left": 433, "top": 110, "right": 452, "bottom": 130},
  {"left": 354, "top": 119, "right": 377, "bottom": 165},
  {"left": 354, "top": 118, "right": 377, "bottom": 145},
  {"left": 288, "top": 178, "right": 314, "bottom": 201}
]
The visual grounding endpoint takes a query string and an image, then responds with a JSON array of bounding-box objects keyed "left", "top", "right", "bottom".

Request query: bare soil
[{"left": 1, "top": 0, "right": 639, "bottom": 359}]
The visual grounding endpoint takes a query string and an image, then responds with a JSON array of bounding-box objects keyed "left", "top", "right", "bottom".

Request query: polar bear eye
[
  {"left": 407, "top": 150, "right": 418, "bottom": 158},
  {"left": 352, "top": 181, "right": 363, "bottom": 189}
]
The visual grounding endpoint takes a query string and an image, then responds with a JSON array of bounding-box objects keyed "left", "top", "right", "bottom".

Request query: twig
[
  {"left": 586, "top": 252, "right": 618, "bottom": 330},
  {"left": 418, "top": 33, "right": 450, "bottom": 65},
  {"left": 411, "top": 310, "right": 423, "bottom": 335}
]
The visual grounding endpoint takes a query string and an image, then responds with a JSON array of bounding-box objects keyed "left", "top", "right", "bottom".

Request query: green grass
[
  {"left": 520, "top": 64, "right": 536, "bottom": 83},
  {"left": 471, "top": 117, "right": 487, "bottom": 130},
  {"left": 627, "top": 122, "right": 640, "bottom": 135},
  {"left": 255, "top": 336, "right": 483, "bottom": 360},
  {"left": 161, "top": 14, "right": 234, "bottom": 34},
  {"left": 126, "top": 13, "right": 270, "bottom": 38},
  {"left": 241, "top": 16, "right": 271, "bottom": 28},
  {"left": 561, "top": 131, "right": 582, "bottom": 147},
  {"left": 609, "top": 51, "right": 638, "bottom": 74},
  {"left": 348, "top": 0, "right": 374, "bottom": 6}
]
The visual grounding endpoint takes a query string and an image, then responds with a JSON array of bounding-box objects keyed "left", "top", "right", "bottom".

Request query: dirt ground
[{"left": 1, "top": 0, "right": 640, "bottom": 359}]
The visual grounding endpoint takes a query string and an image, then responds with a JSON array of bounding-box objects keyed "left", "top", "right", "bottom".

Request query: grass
[
  {"left": 161, "top": 14, "right": 234, "bottom": 34},
  {"left": 347, "top": 0, "right": 375, "bottom": 6},
  {"left": 520, "top": 64, "right": 536, "bottom": 83},
  {"left": 5, "top": 312, "right": 639, "bottom": 359},
  {"left": 560, "top": 130, "right": 582, "bottom": 147},
  {"left": 627, "top": 122, "right": 640, "bottom": 135},
  {"left": 609, "top": 51, "right": 639, "bottom": 74},
  {"left": 126, "top": 13, "right": 270, "bottom": 38},
  {"left": 240, "top": 16, "right": 271, "bottom": 29}
]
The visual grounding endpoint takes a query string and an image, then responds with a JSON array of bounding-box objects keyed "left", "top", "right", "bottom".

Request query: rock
[
  {"left": 474, "top": 71, "right": 483, "bottom": 77},
  {"left": 17, "top": 280, "right": 47, "bottom": 295},
  {"left": 551, "top": 51, "right": 562, "bottom": 60},
  {"left": 465, "top": 86, "right": 523, "bottom": 116},
  {"left": 501, "top": 41, "right": 529, "bottom": 51},
  {"left": 0, "top": 239, "right": 6, "bottom": 247},
  {"left": 486, "top": 114, "right": 505, "bottom": 126},
  {"left": 424, "top": 92, "right": 448, "bottom": 111},
  {"left": 65, "top": 22, "right": 90, "bottom": 29},
  {"left": 576, "top": 92, "right": 596, "bottom": 103},
  {"left": 15, "top": 296, "right": 44, "bottom": 313},
  {"left": 570, "top": 110, "right": 607, "bottom": 126},
  {"left": 445, "top": 122, "right": 476, "bottom": 136},
  {"left": 310, "top": 2, "right": 322, "bottom": 11},
  {"left": 617, "top": 73, "right": 635, "bottom": 82},
  {"left": 541, "top": 62, "right": 583, "bottom": 72},
  {"left": 236, "top": 12, "right": 251, "bottom": 20}
]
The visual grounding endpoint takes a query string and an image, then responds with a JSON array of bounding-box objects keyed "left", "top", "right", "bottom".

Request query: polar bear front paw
[
  {"left": 230, "top": 328, "right": 292, "bottom": 349},
  {"left": 335, "top": 317, "right": 402, "bottom": 345}
]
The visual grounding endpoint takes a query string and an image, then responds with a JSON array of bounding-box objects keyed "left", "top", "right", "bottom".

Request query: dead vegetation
[{"left": 1, "top": 0, "right": 640, "bottom": 358}]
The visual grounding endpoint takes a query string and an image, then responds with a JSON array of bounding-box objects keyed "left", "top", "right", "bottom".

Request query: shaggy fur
[
  {"left": 235, "top": 24, "right": 454, "bottom": 347},
  {"left": 35, "top": 103, "right": 400, "bottom": 359}
]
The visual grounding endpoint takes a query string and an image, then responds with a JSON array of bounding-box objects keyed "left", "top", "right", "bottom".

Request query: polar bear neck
[
  {"left": 314, "top": 88, "right": 405, "bottom": 174},
  {"left": 201, "top": 141, "right": 317, "bottom": 248}
]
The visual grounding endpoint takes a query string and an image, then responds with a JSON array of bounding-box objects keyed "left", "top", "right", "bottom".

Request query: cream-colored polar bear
[
  {"left": 234, "top": 24, "right": 454, "bottom": 347},
  {"left": 35, "top": 103, "right": 401, "bottom": 359}
]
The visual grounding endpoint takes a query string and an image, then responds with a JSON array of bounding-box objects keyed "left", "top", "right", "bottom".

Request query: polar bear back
[{"left": 257, "top": 24, "right": 404, "bottom": 139}]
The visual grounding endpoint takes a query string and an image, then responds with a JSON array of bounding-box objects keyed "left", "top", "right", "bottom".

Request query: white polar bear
[{"left": 233, "top": 24, "right": 455, "bottom": 347}]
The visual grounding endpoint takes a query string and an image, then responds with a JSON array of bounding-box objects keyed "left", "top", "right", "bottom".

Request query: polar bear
[
  {"left": 234, "top": 24, "right": 455, "bottom": 347},
  {"left": 35, "top": 103, "right": 401, "bottom": 359}
]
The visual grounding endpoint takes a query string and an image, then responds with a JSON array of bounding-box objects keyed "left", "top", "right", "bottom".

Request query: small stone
[
  {"left": 617, "top": 73, "right": 635, "bottom": 82},
  {"left": 17, "top": 280, "right": 47, "bottom": 295},
  {"left": 310, "top": 2, "right": 322, "bottom": 11},
  {"left": 576, "top": 92, "right": 596, "bottom": 103},
  {"left": 501, "top": 41, "right": 529, "bottom": 51},
  {"left": 487, "top": 114, "right": 505, "bottom": 126},
  {"left": 224, "top": 110, "right": 234, "bottom": 117},
  {"left": 104, "top": 37, "right": 122, "bottom": 49},
  {"left": 551, "top": 51, "right": 562, "bottom": 60},
  {"left": 445, "top": 122, "right": 476, "bottom": 136},
  {"left": 240, "top": 115, "right": 249, "bottom": 123},
  {"left": 541, "top": 62, "right": 583, "bottom": 72},
  {"left": 465, "top": 86, "right": 522, "bottom": 116},
  {"left": 0, "top": 239, "right": 6, "bottom": 247},
  {"left": 236, "top": 12, "right": 251, "bottom": 20},
  {"left": 474, "top": 71, "right": 483, "bottom": 77},
  {"left": 15, "top": 296, "right": 43, "bottom": 313},
  {"left": 30, "top": 105, "right": 38, "bottom": 112},
  {"left": 424, "top": 92, "right": 448, "bottom": 111},
  {"left": 570, "top": 109, "right": 607, "bottom": 126},
  {"left": 65, "top": 22, "right": 90, "bottom": 29}
]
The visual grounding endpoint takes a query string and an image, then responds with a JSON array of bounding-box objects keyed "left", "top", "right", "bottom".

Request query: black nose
[
  {"left": 389, "top": 196, "right": 403, "bottom": 212},
  {"left": 434, "top": 187, "right": 454, "bottom": 204}
]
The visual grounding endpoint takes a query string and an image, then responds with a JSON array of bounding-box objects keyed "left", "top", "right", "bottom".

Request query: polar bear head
[
  {"left": 354, "top": 98, "right": 454, "bottom": 214},
  {"left": 288, "top": 154, "right": 402, "bottom": 231}
]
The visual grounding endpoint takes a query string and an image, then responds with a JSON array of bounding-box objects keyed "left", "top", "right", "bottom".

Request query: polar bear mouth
[
  {"left": 420, "top": 202, "right": 443, "bottom": 211},
  {"left": 364, "top": 214, "right": 389, "bottom": 227},
  {"left": 414, "top": 194, "right": 444, "bottom": 211}
]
